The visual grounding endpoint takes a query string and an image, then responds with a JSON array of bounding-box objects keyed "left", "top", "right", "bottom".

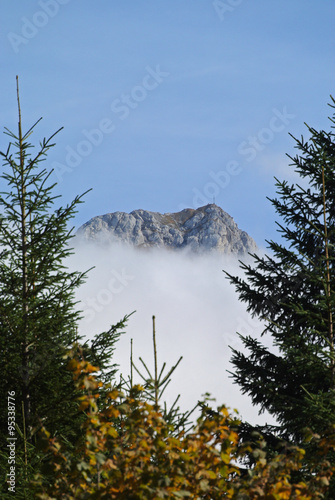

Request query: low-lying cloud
[{"left": 70, "top": 237, "right": 274, "bottom": 426}]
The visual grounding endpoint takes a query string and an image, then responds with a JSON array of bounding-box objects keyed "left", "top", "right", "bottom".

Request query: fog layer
[{"left": 70, "top": 238, "right": 274, "bottom": 425}]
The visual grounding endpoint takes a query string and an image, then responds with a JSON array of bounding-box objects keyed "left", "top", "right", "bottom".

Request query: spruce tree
[
  {"left": 0, "top": 78, "right": 126, "bottom": 446},
  {"left": 0, "top": 78, "right": 131, "bottom": 497},
  {"left": 0, "top": 78, "right": 88, "bottom": 448},
  {"left": 226, "top": 98, "right": 335, "bottom": 473}
]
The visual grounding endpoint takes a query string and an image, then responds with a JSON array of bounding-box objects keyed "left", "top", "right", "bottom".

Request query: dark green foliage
[
  {"left": 0, "top": 79, "right": 87, "bottom": 497},
  {"left": 0, "top": 79, "right": 128, "bottom": 497},
  {"left": 225, "top": 98, "right": 335, "bottom": 490},
  {"left": 82, "top": 313, "right": 132, "bottom": 384},
  {"left": 0, "top": 82, "right": 89, "bottom": 447}
]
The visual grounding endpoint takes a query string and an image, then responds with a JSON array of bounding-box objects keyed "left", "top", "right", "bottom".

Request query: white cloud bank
[{"left": 69, "top": 238, "right": 275, "bottom": 426}]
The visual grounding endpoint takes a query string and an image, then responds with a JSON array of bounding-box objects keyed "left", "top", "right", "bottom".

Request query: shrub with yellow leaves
[{"left": 31, "top": 349, "right": 335, "bottom": 499}]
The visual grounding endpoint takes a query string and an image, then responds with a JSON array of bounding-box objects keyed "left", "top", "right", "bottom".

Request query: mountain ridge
[{"left": 77, "top": 204, "right": 257, "bottom": 255}]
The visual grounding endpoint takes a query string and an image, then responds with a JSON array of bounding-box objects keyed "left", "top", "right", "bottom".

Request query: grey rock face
[{"left": 77, "top": 204, "right": 257, "bottom": 254}]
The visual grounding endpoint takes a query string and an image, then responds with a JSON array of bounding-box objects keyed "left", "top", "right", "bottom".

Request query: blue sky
[{"left": 1, "top": 0, "right": 335, "bottom": 245}]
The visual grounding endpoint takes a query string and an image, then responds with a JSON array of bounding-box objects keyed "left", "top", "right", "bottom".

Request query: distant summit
[{"left": 77, "top": 204, "right": 257, "bottom": 255}]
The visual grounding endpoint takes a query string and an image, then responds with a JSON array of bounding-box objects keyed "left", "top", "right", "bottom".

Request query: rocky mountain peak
[{"left": 77, "top": 204, "right": 257, "bottom": 254}]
